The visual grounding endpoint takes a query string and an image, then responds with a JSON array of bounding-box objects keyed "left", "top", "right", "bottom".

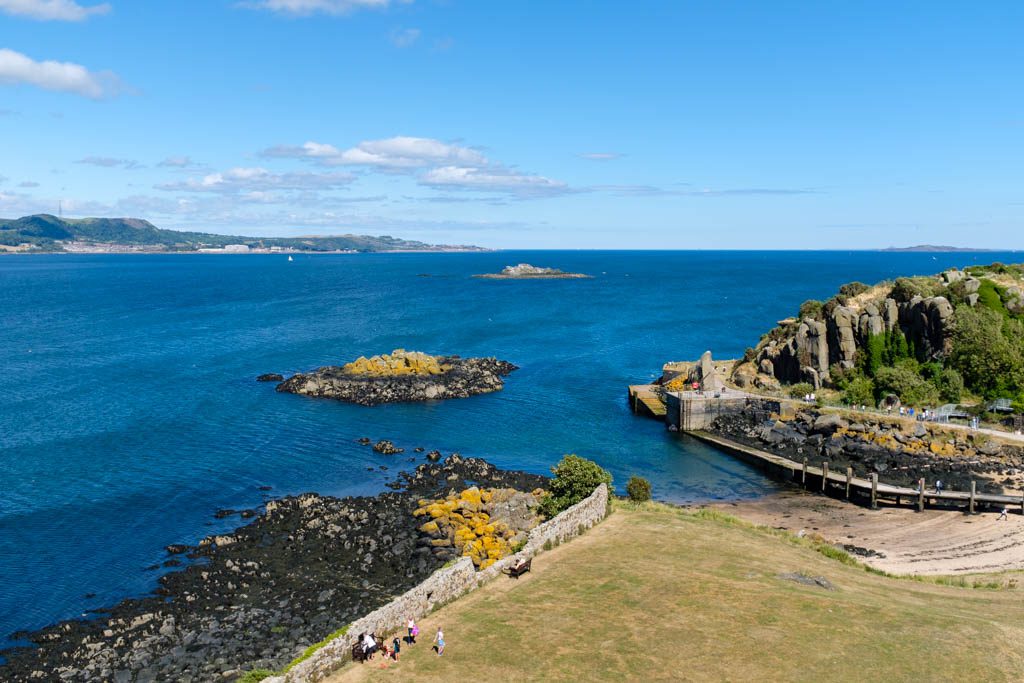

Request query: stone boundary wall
[{"left": 271, "top": 483, "right": 609, "bottom": 683}]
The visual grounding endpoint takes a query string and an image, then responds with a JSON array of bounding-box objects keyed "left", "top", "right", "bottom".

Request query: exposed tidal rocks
[
  {"left": 473, "top": 263, "right": 591, "bottom": 279},
  {"left": 710, "top": 407, "right": 1024, "bottom": 492},
  {"left": 273, "top": 350, "right": 517, "bottom": 406},
  {"left": 0, "top": 455, "right": 546, "bottom": 683},
  {"left": 256, "top": 373, "right": 284, "bottom": 383}
]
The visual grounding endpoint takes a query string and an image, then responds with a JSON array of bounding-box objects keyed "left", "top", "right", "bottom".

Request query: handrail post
[
  {"left": 845, "top": 467, "right": 853, "bottom": 499},
  {"left": 822, "top": 461, "right": 829, "bottom": 492},
  {"left": 917, "top": 478, "right": 925, "bottom": 512},
  {"left": 969, "top": 481, "right": 976, "bottom": 514},
  {"left": 871, "top": 472, "right": 878, "bottom": 509}
]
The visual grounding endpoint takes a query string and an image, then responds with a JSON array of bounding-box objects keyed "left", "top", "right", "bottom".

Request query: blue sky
[{"left": 0, "top": 1, "right": 1022, "bottom": 248}]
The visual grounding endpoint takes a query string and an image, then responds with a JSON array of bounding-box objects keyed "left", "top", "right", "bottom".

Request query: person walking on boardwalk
[
  {"left": 433, "top": 627, "right": 445, "bottom": 656},
  {"left": 999, "top": 507, "right": 1009, "bottom": 521},
  {"left": 935, "top": 479, "right": 943, "bottom": 494}
]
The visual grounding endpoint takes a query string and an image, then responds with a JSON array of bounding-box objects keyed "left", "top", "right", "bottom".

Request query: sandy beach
[{"left": 710, "top": 489, "right": 1024, "bottom": 576}]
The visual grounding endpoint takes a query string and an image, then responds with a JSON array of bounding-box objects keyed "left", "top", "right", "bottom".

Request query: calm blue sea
[{"left": 1, "top": 249, "right": 1019, "bottom": 645}]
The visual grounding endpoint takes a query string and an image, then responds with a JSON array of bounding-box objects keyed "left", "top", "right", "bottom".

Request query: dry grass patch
[{"left": 329, "top": 503, "right": 1024, "bottom": 682}]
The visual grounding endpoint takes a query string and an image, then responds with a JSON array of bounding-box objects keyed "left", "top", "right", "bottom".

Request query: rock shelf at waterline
[
  {"left": 272, "top": 349, "right": 517, "bottom": 406},
  {"left": 0, "top": 455, "right": 546, "bottom": 683}
]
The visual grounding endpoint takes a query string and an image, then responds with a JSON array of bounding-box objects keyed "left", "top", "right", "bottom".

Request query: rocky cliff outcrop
[
  {"left": 748, "top": 268, "right": 993, "bottom": 389},
  {"left": 273, "top": 350, "right": 517, "bottom": 406}
]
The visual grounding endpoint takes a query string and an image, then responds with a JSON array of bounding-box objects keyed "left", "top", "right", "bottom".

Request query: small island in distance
[
  {"left": 879, "top": 244, "right": 1000, "bottom": 253},
  {"left": 0, "top": 214, "right": 487, "bottom": 254},
  {"left": 474, "top": 263, "right": 592, "bottom": 279}
]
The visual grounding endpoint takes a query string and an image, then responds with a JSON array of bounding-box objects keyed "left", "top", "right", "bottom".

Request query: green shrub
[
  {"left": 838, "top": 281, "right": 870, "bottom": 299},
  {"left": 798, "top": 299, "right": 824, "bottom": 321},
  {"left": 238, "top": 671, "right": 277, "bottom": 683},
  {"left": 890, "top": 277, "right": 941, "bottom": 303},
  {"left": 743, "top": 347, "right": 757, "bottom": 363},
  {"left": 787, "top": 382, "right": 814, "bottom": 399},
  {"left": 538, "top": 455, "right": 613, "bottom": 518},
  {"left": 625, "top": 476, "right": 652, "bottom": 503},
  {"left": 843, "top": 377, "right": 876, "bottom": 406}
]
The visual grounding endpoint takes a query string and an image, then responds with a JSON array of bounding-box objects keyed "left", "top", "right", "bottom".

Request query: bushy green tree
[
  {"left": 626, "top": 476, "right": 652, "bottom": 503},
  {"left": 949, "top": 306, "right": 1024, "bottom": 398},
  {"left": 539, "top": 455, "right": 613, "bottom": 518},
  {"left": 874, "top": 365, "right": 939, "bottom": 407}
]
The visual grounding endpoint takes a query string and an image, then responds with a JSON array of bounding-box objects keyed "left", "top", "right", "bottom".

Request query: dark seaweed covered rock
[
  {"left": 0, "top": 456, "right": 546, "bottom": 682},
  {"left": 256, "top": 373, "right": 284, "bottom": 382},
  {"left": 274, "top": 350, "right": 517, "bottom": 406}
]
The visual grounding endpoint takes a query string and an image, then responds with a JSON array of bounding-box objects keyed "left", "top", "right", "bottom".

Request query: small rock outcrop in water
[
  {"left": 373, "top": 439, "right": 403, "bottom": 454},
  {"left": 255, "top": 373, "right": 284, "bottom": 382},
  {"left": 273, "top": 349, "right": 517, "bottom": 406},
  {"left": 473, "top": 263, "right": 591, "bottom": 279},
  {"left": 0, "top": 456, "right": 546, "bottom": 682}
]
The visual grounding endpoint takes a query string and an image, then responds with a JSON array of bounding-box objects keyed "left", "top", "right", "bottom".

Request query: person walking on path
[
  {"left": 999, "top": 507, "right": 1009, "bottom": 521},
  {"left": 391, "top": 637, "right": 401, "bottom": 661},
  {"left": 433, "top": 627, "right": 445, "bottom": 656},
  {"left": 935, "top": 479, "right": 943, "bottom": 494}
]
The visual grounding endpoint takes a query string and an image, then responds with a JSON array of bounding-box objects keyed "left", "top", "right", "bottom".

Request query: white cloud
[
  {"left": 0, "top": 48, "right": 124, "bottom": 99},
  {"left": 76, "top": 156, "right": 143, "bottom": 169},
  {"left": 240, "top": 0, "right": 404, "bottom": 16},
  {"left": 389, "top": 27, "right": 420, "bottom": 48},
  {"left": 420, "top": 166, "right": 571, "bottom": 198},
  {"left": 156, "top": 166, "right": 356, "bottom": 194},
  {"left": 579, "top": 152, "right": 622, "bottom": 161},
  {"left": 265, "top": 136, "right": 487, "bottom": 169},
  {"left": 0, "top": 0, "right": 110, "bottom": 21}
]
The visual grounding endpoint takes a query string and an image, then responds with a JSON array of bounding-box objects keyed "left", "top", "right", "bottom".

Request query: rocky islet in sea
[
  {"left": 269, "top": 349, "right": 517, "bottom": 406},
  {"left": 0, "top": 454, "right": 547, "bottom": 682},
  {"left": 473, "top": 263, "right": 592, "bottom": 279}
]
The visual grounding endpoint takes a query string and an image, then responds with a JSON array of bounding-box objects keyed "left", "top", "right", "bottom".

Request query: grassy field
[{"left": 329, "top": 503, "right": 1024, "bottom": 682}]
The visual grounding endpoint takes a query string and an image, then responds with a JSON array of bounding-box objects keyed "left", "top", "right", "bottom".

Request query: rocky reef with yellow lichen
[
  {"left": 273, "top": 349, "right": 517, "bottom": 406},
  {"left": 413, "top": 485, "right": 544, "bottom": 569}
]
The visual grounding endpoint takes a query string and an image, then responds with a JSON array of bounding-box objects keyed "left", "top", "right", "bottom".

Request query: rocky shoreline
[
  {"left": 273, "top": 351, "right": 517, "bottom": 406},
  {"left": 710, "top": 406, "right": 1024, "bottom": 493},
  {"left": 0, "top": 454, "right": 546, "bottom": 682}
]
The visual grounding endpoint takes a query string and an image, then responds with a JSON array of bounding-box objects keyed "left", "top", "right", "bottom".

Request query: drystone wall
[{"left": 271, "top": 483, "right": 609, "bottom": 682}]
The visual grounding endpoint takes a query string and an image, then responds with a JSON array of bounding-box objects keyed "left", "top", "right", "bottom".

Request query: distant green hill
[{"left": 0, "top": 215, "right": 482, "bottom": 253}]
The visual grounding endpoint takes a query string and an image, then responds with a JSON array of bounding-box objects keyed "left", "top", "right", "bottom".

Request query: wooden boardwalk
[{"left": 691, "top": 431, "right": 1024, "bottom": 515}]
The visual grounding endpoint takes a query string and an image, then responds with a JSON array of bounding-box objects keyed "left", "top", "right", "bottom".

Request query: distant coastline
[{"left": 0, "top": 214, "right": 488, "bottom": 255}]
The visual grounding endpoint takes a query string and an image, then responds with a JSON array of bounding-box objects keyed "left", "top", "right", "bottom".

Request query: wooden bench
[{"left": 505, "top": 557, "right": 532, "bottom": 579}]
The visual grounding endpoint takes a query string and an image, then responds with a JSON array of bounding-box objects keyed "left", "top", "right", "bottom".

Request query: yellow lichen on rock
[
  {"left": 413, "top": 485, "right": 538, "bottom": 569},
  {"left": 342, "top": 349, "right": 452, "bottom": 377}
]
